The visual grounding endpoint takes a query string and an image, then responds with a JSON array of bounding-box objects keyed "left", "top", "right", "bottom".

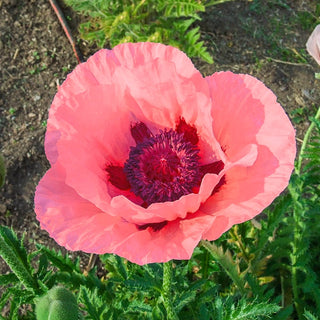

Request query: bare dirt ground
[{"left": 0, "top": 0, "right": 319, "bottom": 276}]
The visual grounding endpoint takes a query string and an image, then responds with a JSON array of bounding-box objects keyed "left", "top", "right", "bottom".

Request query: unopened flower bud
[{"left": 35, "top": 286, "right": 80, "bottom": 320}]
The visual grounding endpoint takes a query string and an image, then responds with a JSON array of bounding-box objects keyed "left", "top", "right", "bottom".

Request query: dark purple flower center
[
  {"left": 106, "top": 119, "right": 226, "bottom": 220},
  {"left": 124, "top": 129, "right": 201, "bottom": 205}
]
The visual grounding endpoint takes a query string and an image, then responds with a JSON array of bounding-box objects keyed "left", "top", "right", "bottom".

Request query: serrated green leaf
[
  {"left": 174, "top": 290, "right": 197, "bottom": 313},
  {"left": 79, "top": 286, "right": 110, "bottom": 320},
  {"left": 158, "top": 0, "right": 205, "bottom": 18},
  {"left": 0, "top": 226, "right": 40, "bottom": 293},
  {"left": 230, "top": 301, "right": 280, "bottom": 320},
  {"left": 0, "top": 290, "right": 11, "bottom": 312},
  {"left": 201, "top": 240, "right": 246, "bottom": 294},
  {"left": 65, "top": 0, "right": 215, "bottom": 63},
  {"left": 36, "top": 244, "right": 80, "bottom": 273},
  {"left": 0, "top": 273, "right": 19, "bottom": 286},
  {"left": 304, "top": 310, "right": 319, "bottom": 320},
  {"left": 125, "top": 300, "right": 153, "bottom": 314}
]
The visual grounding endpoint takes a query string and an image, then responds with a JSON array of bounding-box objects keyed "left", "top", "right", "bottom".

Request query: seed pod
[{"left": 35, "top": 286, "right": 80, "bottom": 320}]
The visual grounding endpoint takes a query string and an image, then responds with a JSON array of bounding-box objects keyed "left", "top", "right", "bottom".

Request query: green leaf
[
  {"left": 64, "top": 0, "right": 215, "bottom": 63},
  {"left": 36, "top": 244, "right": 80, "bottom": 273},
  {"left": 79, "top": 286, "right": 110, "bottom": 320},
  {"left": 200, "top": 240, "right": 246, "bottom": 294},
  {"left": 0, "top": 273, "right": 19, "bottom": 286},
  {"left": 158, "top": 0, "right": 205, "bottom": 18},
  {"left": 174, "top": 290, "right": 197, "bottom": 313},
  {"left": 125, "top": 300, "right": 153, "bottom": 314},
  {"left": 181, "top": 27, "right": 213, "bottom": 63},
  {"left": 0, "top": 226, "right": 40, "bottom": 293},
  {"left": 0, "top": 291, "right": 11, "bottom": 313},
  {"left": 230, "top": 301, "right": 281, "bottom": 319},
  {"left": 304, "top": 310, "right": 319, "bottom": 320},
  {"left": 272, "top": 305, "right": 293, "bottom": 320},
  {"left": 100, "top": 254, "right": 128, "bottom": 280}
]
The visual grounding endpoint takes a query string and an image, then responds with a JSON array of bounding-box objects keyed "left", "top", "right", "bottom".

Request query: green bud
[{"left": 35, "top": 286, "right": 80, "bottom": 320}]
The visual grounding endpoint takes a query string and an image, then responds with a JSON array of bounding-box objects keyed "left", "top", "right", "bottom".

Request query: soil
[{"left": 0, "top": 0, "right": 319, "bottom": 292}]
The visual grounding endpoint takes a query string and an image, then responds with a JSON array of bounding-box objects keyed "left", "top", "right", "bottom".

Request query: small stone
[
  {"left": 295, "top": 95, "right": 305, "bottom": 107},
  {"left": 13, "top": 21, "right": 20, "bottom": 28},
  {"left": 4, "top": 0, "right": 17, "bottom": 6}
]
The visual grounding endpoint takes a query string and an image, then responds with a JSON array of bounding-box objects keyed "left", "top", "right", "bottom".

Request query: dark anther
[{"left": 130, "top": 122, "right": 152, "bottom": 144}]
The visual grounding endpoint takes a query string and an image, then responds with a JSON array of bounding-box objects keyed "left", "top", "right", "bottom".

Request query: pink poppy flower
[
  {"left": 306, "top": 24, "right": 320, "bottom": 65},
  {"left": 35, "top": 42, "right": 296, "bottom": 265}
]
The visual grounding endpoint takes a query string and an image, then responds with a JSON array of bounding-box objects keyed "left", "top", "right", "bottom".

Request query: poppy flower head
[{"left": 35, "top": 42, "right": 296, "bottom": 265}]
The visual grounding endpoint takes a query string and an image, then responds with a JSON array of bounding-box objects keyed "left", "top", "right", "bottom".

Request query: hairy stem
[
  {"left": 290, "top": 105, "right": 320, "bottom": 319},
  {"left": 162, "top": 261, "right": 179, "bottom": 320},
  {"left": 296, "top": 105, "right": 320, "bottom": 175},
  {"left": 202, "top": 249, "right": 209, "bottom": 280},
  {"left": 289, "top": 186, "right": 304, "bottom": 320}
]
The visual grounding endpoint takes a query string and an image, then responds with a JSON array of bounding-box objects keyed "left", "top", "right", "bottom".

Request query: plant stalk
[
  {"left": 296, "top": 105, "right": 320, "bottom": 175},
  {"left": 162, "top": 261, "right": 179, "bottom": 320},
  {"left": 290, "top": 105, "right": 320, "bottom": 319}
]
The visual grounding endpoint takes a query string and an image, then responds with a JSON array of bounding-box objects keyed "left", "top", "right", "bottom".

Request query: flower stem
[
  {"left": 162, "top": 261, "right": 179, "bottom": 320},
  {"left": 296, "top": 105, "right": 320, "bottom": 175},
  {"left": 289, "top": 105, "right": 320, "bottom": 319},
  {"left": 288, "top": 179, "right": 304, "bottom": 320},
  {"left": 202, "top": 249, "right": 209, "bottom": 280}
]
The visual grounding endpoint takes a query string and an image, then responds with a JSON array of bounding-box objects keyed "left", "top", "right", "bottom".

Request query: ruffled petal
[
  {"left": 35, "top": 164, "right": 218, "bottom": 265},
  {"left": 112, "top": 212, "right": 225, "bottom": 265},
  {"left": 35, "top": 44, "right": 296, "bottom": 265},
  {"left": 47, "top": 85, "right": 137, "bottom": 212},
  {"left": 109, "top": 172, "right": 221, "bottom": 224},
  {"left": 35, "top": 164, "right": 135, "bottom": 254},
  {"left": 206, "top": 72, "right": 265, "bottom": 161},
  {"left": 46, "top": 43, "right": 224, "bottom": 216},
  {"left": 202, "top": 73, "right": 296, "bottom": 239}
]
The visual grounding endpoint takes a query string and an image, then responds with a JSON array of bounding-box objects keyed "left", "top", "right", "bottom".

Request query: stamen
[
  {"left": 130, "top": 122, "right": 152, "bottom": 144},
  {"left": 124, "top": 129, "right": 201, "bottom": 205}
]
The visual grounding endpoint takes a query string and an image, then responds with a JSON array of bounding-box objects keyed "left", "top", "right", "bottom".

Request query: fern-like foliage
[
  {"left": 288, "top": 113, "right": 320, "bottom": 318},
  {"left": 62, "top": 0, "right": 231, "bottom": 63}
]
